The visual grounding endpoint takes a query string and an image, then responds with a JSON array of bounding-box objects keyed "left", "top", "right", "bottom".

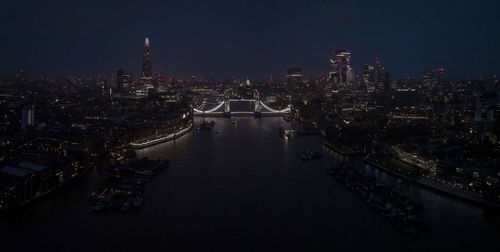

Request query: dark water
[{"left": 1, "top": 117, "right": 499, "bottom": 251}]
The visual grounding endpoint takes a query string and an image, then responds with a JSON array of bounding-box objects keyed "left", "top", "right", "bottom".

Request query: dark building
[
  {"left": 362, "top": 64, "right": 375, "bottom": 92},
  {"left": 15, "top": 70, "right": 26, "bottom": 82},
  {"left": 437, "top": 68, "right": 444, "bottom": 84},
  {"left": 287, "top": 67, "right": 303, "bottom": 88},
  {"left": 0, "top": 106, "right": 21, "bottom": 131},
  {"left": 117, "top": 68, "right": 132, "bottom": 94},
  {"left": 375, "top": 60, "right": 385, "bottom": 89},
  {"left": 383, "top": 72, "right": 391, "bottom": 92}
]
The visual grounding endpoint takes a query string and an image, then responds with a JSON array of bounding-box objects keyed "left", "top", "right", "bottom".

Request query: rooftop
[
  {"left": 0, "top": 166, "right": 33, "bottom": 178},
  {"left": 17, "top": 162, "right": 47, "bottom": 172}
]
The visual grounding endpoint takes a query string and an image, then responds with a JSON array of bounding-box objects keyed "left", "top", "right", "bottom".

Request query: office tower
[
  {"left": 141, "top": 37, "right": 152, "bottom": 78},
  {"left": 245, "top": 77, "right": 251, "bottom": 86},
  {"left": 15, "top": 70, "right": 26, "bottom": 82},
  {"left": 422, "top": 69, "right": 435, "bottom": 89},
  {"left": 362, "top": 64, "right": 375, "bottom": 92},
  {"left": 158, "top": 72, "right": 165, "bottom": 83},
  {"left": 437, "top": 68, "right": 444, "bottom": 83},
  {"left": 329, "top": 49, "right": 353, "bottom": 87},
  {"left": 138, "top": 37, "right": 156, "bottom": 96},
  {"left": 375, "top": 60, "right": 385, "bottom": 89},
  {"left": 117, "top": 68, "right": 132, "bottom": 94},
  {"left": 287, "top": 67, "right": 302, "bottom": 87},
  {"left": 21, "top": 105, "right": 35, "bottom": 129},
  {"left": 384, "top": 72, "right": 391, "bottom": 92},
  {"left": 362, "top": 64, "right": 373, "bottom": 84}
]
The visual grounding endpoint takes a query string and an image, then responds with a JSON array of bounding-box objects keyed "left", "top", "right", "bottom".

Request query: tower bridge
[{"left": 194, "top": 90, "right": 291, "bottom": 116}]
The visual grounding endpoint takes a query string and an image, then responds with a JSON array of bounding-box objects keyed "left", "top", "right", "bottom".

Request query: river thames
[{"left": 1, "top": 117, "right": 499, "bottom": 251}]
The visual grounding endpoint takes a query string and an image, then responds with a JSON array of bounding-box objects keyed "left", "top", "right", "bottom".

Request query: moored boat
[
  {"left": 91, "top": 203, "right": 104, "bottom": 212},
  {"left": 121, "top": 202, "right": 130, "bottom": 212},
  {"left": 133, "top": 196, "right": 143, "bottom": 208}
]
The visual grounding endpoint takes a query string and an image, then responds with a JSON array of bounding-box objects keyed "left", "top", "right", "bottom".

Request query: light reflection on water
[{"left": 1, "top": 116, "right": 499, "bottom": 251}]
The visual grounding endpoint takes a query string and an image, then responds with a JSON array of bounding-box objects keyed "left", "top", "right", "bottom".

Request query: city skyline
[
  {"left": 1, "top": 2, "right": 500, "bottom": 250},
  {"left": 3, "top": 37, "right": 496, "bottom": 82},
  {"left": 1, "top": 0, "right": 499, "bottom": 79}
]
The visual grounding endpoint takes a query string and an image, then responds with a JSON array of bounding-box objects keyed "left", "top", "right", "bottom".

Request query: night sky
[{"left": 1, "top": 0, "right": 499, "bottom": 79}]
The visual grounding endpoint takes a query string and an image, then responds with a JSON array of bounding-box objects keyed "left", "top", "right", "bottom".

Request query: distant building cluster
[{"left": 329, "top": 49, "right": 354, "bottom": 88}]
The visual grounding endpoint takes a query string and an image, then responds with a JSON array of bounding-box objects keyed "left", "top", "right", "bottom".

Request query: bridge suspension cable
[
  {"left": 195, "top": 102, "right": 206, "bottom": 110},
  {"left": 259, "top": 101, "right": 291, "bottom": 113},
  {"left": 193, "top": 101, "right": 225, "bottom": 113}
]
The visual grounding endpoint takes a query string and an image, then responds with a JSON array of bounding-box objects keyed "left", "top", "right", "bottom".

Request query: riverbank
[
  {"left": 328, "top": 164, "right": 429, "bottom": 234},
  {"left": 362, "top": 158, "right": 420, "bottom": 181},
  {"left": 0, "top": 189, "right": 55, "bottom": 215},
  {"left": 89, "top": 158, "right": 169, "bottom": 212},
  {"left": 0, "top": 164, "right": 94, "bottom": 215},
  {"left": 354, "top": 155, "right": 500, "bottom": 209},
  {"left": 321, "top": 139, "right": 356, "bottom": 156},
  {"left": 320, "top": 135, "right": 499, "bottom": 209},
  {"left": 417, "top": 177, "right": 500, "bottom": 209}
]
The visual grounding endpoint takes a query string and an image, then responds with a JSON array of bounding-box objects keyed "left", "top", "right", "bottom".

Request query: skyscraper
[
  {"left": 422, "top": 69, "right": 435, "bottom": 90},
  {"left": 21, "top": 105, "right": 35, "bottom": 130},
  {"left": 329, "top": 49, "right": 353, "bottom": 87},
  {"left": 287, "top": 67, "right": 302, "bottom": 88},
  {"left": 117, "top": 68, "right": 132, "bottom": 94},
  {"left": 437, "top": 68, "right": 444, "bottom": 84},
  {"left": 362, "top": 64, "right": 375, "bottom": 93},
  {"left": 362, "top": 64, "right": 373, "bottom": 82},
  {"left": 141, "top": 37, "right": 152, "bottom": 78},
  {"left": 383, "top": 72, "right": 391, "bottom": 92},
  {"left": 245, "top": 77, "right": 251, "bottom": 86},
  {"left": 375, "top": 60, "right": 384, "bottom": 88}
]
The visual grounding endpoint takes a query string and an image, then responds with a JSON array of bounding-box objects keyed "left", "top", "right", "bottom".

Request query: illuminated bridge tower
[
  {"left": 253, "top": 90, "right": 261, "bottom": 116},
  {"left": 141, "top": 37, "right": 152, "bottom": 78},
  {"left": 224, "top": 89, "right": 231, "bottom": 116}
]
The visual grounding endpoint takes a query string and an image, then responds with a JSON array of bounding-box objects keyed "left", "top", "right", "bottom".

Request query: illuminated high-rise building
[
  {"left": 422, "top": 69, "right": 435, "bottom": 89},
  {"left": 141, "top": 37, "right": 152, "bottom": 78},
  {"left": 362, "top": 64, "right": 375, "bottom": 92},
  {"left": 245, "top": 77, "right": 251, "bottom": 86},
  {"left": 21, "top": 105, "right": 35, "bottom": 130},
  {"left": 138, "top": 37, "right": 156, "bottom": 96},
  {"left": 329, "top": 49, "right": 353, "bottom": 86},
  {"left": 362, "top": 64, "right": 370, "bottom": 84}
]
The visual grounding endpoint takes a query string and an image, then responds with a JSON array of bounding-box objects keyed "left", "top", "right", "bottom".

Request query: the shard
[{"left": 141, "top": 37, "right": 152, "bottom": 78}]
